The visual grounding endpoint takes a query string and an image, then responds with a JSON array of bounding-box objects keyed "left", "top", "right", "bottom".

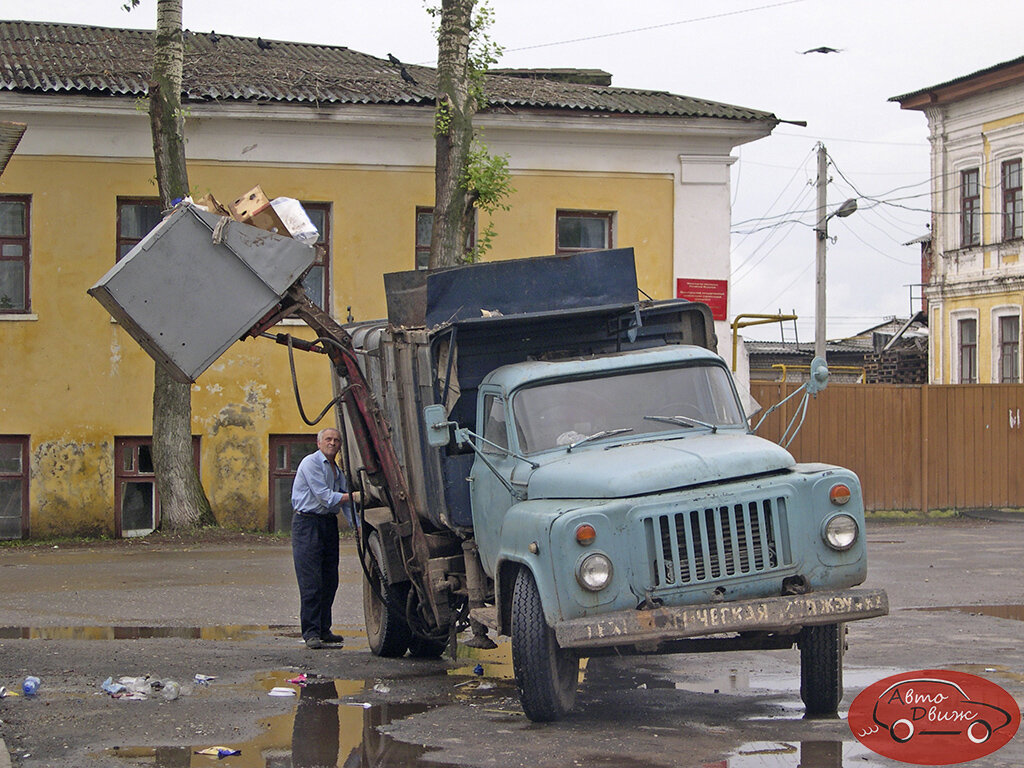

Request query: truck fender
[{"left": 494, "top": 558, "right": 558, "bottom": 637}]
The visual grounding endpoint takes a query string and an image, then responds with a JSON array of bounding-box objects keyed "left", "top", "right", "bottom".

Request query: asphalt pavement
[{"left": 0, "top": 518, "right": 1022, "bottom": 767}]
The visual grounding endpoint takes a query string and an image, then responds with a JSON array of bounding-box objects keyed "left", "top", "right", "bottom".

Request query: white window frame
[
  {"left": 950, "top": 308, "right": 980, "bottom": 384},
  {"left": 992, "top": 305, "right": 1021, "bottom": 383}
]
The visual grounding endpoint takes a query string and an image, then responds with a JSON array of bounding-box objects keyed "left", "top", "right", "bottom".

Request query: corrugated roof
[
  {"left": 0, "top": 20, "right": 777, "bottom": 122},
  {"left": 890, "top": 54, "right": 1024, "bottom": 104}
]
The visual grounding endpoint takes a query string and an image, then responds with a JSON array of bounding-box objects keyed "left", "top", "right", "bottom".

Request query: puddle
[
  {"left": 916, "top": 604, "right": 1024, "bottom": 622},
  {"left": 105, "top": 669, "right": 503, "bottom": 767},
  {"left": 672, "top": 666, "right": 903, "bottom": 696},
  {"left": 722, "top": 740, "right": 889, "bottom": 767}
]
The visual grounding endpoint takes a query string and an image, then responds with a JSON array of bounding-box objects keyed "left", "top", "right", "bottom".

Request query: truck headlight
[
  {"left": 823, "top": 513, "right": 858, "bottom": 551},
  {"left": 577, "top": 553, "right": 613, "bottom": 591}
]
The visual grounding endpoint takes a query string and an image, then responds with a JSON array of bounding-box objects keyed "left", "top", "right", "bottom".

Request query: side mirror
[{"left": 423, "top": 404, "right": 453, "bottom": 448}]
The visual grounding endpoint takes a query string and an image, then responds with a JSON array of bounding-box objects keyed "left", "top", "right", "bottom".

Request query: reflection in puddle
[
  {"left": 917, "top": 604, "right": 1024, "bottom": 622},
  {"left": 673, "top": 666, "right": 902, "bottom": 697},
  {"left": 723, "top": 740, "right": 888, "bottom": 767},
  {"left": 106, "top": 669, "right": 504, "bottom": 767}
]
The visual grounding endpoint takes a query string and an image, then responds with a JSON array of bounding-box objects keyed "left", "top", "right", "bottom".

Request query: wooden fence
[{"left": 749, "top": 382, "right": 1024, "bottom": 513}]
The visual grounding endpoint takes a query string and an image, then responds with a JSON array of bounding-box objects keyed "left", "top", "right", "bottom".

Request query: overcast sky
[{"left": 8, "top": 1, "right": 1024, "bottom": 340}]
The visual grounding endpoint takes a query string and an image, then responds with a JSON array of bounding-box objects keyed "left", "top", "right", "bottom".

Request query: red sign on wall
[{"left": 676, "top": 278, "right": 728, "bottom": 321}]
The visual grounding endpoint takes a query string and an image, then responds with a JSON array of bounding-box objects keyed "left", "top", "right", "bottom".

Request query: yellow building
[
  {"left": 894, "top": 56, "right": 1024, "bottom": 385},
  {"left": 0, "top": 21, "right": 777, "bottom": 538}
]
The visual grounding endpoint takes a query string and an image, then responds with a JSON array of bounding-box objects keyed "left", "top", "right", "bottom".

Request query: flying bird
[
  {"left": 800, "top": 46, "right": 843, "bottom": 54},
  {"left": 400, "top": 66, "right": 418, "bottom": 85},
  {"left": 257, "top": 37, "right": 272, "bottom": 50}
]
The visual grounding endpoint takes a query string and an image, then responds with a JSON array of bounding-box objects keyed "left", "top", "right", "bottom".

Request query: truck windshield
[{"left": 511, "top": 363, "right": 745, "bottom": 454}]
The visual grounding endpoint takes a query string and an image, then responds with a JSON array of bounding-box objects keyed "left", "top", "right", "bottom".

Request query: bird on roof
[
  {"left": 388, "top": 53, "right": 402, "bottom": 66},
  {"left": 400, "top": 66, "right": 418, "bottom": 85},
  {"left": 799, "top": 46, "right": 843, "bottom": 54},
  {"left": 208, "top": 30, "right": 219, "bottom": 44},
  {"left": 257, "top": 37, "right": 272, "bottom": 50}
]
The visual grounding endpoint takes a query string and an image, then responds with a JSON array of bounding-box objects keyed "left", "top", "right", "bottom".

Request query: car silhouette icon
[{"left": 872, "top": 678, "right": 1013, "bottom": 744}]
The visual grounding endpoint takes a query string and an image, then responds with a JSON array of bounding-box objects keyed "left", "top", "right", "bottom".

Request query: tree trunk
[
  {"left": 148, "top": 0, "right": 215, "bottom": 530},
  {"left": 430, "top": 0, "right": 477, "bottom": 269}
]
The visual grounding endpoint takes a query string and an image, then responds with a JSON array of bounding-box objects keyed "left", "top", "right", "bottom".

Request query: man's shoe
[
  {"left": 304, "top": 636, "right": 324, "bottom": 649},
  {"left": 321, "top": 632, "right": 344, "bottom": 645}
]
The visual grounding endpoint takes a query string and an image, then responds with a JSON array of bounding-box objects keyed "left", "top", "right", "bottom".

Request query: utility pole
[{"left": 815, "top": 142, "right": 828, "bottom": 362}]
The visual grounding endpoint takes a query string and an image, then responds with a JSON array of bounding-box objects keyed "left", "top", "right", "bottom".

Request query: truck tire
[
  {"left": 362, "top": 530, "right": 412, "bottom": 657},
  {"left": 511, "top": 568, "right": 579, "bottom": 722},
  {"left": 799, "top": 623, "right": 843, "bottom": 717}
]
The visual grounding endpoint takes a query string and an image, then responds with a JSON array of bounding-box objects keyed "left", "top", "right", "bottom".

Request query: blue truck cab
[{"left": 349, "top": 249, "right": 887, "bottom": 722}]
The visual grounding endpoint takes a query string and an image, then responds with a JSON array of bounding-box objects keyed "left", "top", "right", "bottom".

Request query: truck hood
[{"left": 524, "top": 433, "right": 795, "bottom": 499}]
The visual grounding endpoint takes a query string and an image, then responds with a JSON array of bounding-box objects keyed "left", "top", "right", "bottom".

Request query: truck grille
[{"left": 643, "top": 499, "right": 787, "bottom": 587}]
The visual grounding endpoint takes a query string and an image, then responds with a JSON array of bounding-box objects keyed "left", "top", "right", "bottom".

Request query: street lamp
[{"left": 814, "top": 144, "right": 858, "bottom": 361}]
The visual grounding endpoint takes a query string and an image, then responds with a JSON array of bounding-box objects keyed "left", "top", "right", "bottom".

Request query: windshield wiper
[
  {"left": 643, "top": 415, "right": 718, "bottom": 433},
  {"left": 566, "top": 427, "right": 634, "bottom": 452}
]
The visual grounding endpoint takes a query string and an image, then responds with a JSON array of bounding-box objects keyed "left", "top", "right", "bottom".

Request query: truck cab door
[{"left": 469, "top": 389, "right": 518, "bottom": 572}]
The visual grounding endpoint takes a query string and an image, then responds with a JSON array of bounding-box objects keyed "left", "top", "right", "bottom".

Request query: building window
[
  {"left": 297, "top": 202, "right": 330, "bottom": 310},
  {"left": 269, "top": 435, "right": 318, "bottom": 533},
  {"left": 960, "top": 169, "right": 981, "bottom": 247},
  {"left": 116, "top": 198, "right": 163, "bottom": 260},
  {"left": 414, "top": 207, "right": 476, "bottom": 270},
  {"left": 556, "top": 210, "right": 614, "bottom": 254},
  {"left": 999, "top": 314, "right": 1020, "bottom": 383},
  {"left": 0, "top": 195, "right": 30, "bottom": 313},
  {"left": 958, "top": 317, "right": 978, "bottom": 383},
  {"left": 115, "top": 436, "right": 199, "bottom": 537},
  {"left": 1002, "top": 160, "right": 1022, "bottom": 241},
  {"left": 0, "top": 436, "right": 29, "bottom": 539}
]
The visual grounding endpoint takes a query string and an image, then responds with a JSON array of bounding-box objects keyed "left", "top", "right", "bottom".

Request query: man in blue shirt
[{"left": 291, "top": 427, "right": 354, "bottom": 649}]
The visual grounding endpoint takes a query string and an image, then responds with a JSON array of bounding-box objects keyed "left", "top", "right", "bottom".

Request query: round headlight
[
  {"left": 577, "top": 553, "right": 613, "bottom": 591},
  {"left": 823, "top": 513, "right": 858, "bottom": 551}
]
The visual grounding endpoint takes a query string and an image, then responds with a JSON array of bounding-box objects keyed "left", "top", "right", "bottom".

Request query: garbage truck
[{"left": 90, "top": 203, "right": 888, "bottom": 722}]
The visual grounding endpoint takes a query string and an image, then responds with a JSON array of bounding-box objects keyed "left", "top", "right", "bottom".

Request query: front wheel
[
  {"left": 799, "top": 623, "right": 844, "bottom": 717},
  {"left": 362, "top": 530, "right": 412, "bottom": 657},
  {"left": 511, "top": 568, "right": 579, "bottom": 722}
]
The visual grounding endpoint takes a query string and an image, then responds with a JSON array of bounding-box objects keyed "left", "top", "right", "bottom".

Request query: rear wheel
[
  {"left": 799, "top": 623, "right": 844, "bottom": 717},
  {"left": 511, "top": 568, "right": 579, "bottom": 722},
  {"left": 362, "top": 530, "right": 412, "bottom": 657}
]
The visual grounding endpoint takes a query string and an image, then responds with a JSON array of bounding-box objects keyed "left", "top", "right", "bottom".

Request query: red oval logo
[{"left": 849, "top": 669, "right": 1020, "bottom": 765}]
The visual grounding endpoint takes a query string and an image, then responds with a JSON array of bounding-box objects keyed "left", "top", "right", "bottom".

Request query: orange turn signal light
[
  {"left": 829, "top": 483, "right": 851, "bottom": 505},
  {"left": 575, "top": 523, "right": 597, "bottom": 546}
]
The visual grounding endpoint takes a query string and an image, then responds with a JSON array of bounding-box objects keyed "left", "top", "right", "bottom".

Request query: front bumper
[{"left": 553, "top": 588, "right": 888, "bottom": 650}]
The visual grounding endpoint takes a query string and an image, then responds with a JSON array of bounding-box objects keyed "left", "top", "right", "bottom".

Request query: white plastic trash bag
[{"left": 270, "top": 197, "right": 319, "bottom": 244}]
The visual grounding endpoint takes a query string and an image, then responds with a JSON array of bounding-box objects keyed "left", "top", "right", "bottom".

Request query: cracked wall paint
[{"left": 32, "top": 438, "right": 113, "bottom": 537}]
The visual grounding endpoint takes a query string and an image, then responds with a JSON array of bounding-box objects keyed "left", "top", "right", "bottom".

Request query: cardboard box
[
  {"left": 230, "top": 185, "right": 290, "bottom": 236},
  {"left": 195, "top": 192, "right": 232, "bottom": 217}
]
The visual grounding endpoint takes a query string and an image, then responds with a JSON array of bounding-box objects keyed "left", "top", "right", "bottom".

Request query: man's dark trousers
[{"left": 291, "top": 512, "right": 340, "bottom": 641}]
